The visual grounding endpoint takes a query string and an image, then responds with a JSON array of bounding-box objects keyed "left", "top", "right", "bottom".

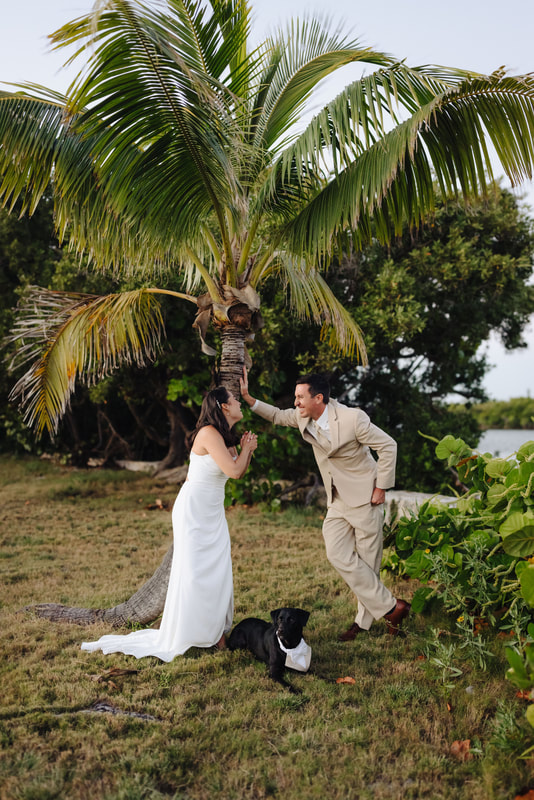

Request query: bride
[{"left": 81, "top": 386, "right": 258, "bottom": 661}]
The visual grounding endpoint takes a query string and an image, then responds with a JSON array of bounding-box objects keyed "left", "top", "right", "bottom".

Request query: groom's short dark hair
[{"left": 296, "top": 373, "right": 331, "bottom": 404}]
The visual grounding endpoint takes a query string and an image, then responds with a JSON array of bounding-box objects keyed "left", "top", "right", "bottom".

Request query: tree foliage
[
  {"left": 0, "top": 194, "right": 82, "bottom": 452},
  {"left": 467, "top": 398, "right": 534, "bottom": 430}
]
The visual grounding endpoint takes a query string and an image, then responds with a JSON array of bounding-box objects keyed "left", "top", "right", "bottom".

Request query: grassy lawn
[{"left": 1, "top": 454, "right": 533, "bottom": 800}]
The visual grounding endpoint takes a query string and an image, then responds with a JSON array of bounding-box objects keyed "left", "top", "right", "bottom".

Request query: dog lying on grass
[{"left": 228, "top": 608, "right": 310, "bottom": 693}]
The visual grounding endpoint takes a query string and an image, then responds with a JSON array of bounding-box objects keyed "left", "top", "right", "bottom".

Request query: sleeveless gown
[{"left": 81, "top": 453, "right": 234, "bottom": 661}]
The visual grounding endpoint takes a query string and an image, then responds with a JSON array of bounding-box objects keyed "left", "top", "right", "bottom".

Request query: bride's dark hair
[{"left": 192, "top": 386, "right": 239, "bottom": 448}]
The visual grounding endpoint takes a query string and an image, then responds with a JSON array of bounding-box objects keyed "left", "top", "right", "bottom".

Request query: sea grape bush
[
  {"left": 384, "top": 434, "right": 534, "bottom": 725},
  {"left": 384, "top": 435, "right": 534, "bottom": 635}
]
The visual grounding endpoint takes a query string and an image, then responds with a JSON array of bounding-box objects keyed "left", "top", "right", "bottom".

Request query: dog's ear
[
  {"left": 270, "top": 609, "right": 282, "bottom": 624},
  {"left": 295, "top": 609, "right": 310, "bottom": 627}
]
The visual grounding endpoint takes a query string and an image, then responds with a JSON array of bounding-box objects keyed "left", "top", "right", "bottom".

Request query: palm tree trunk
[
  {"left": 29, "top": 545, "right": 173, "bottom": 626},
  {"left": 219, "top": 324, "right": 246, "bottom": 396}
]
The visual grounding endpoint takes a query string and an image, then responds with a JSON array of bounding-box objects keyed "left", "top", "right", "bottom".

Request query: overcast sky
[{"left": 1, "top": 0, "right": 533, "bottom": 400}]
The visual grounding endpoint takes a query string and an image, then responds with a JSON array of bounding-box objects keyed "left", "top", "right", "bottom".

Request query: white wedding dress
[{"left": 81, "top": 453, "right": 234, "bottom": 661}]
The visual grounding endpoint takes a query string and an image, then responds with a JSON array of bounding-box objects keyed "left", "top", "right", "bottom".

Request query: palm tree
[
  {"left": 3, "top": 0, "right": 534, "bottom": 439},
  {"left": 2, "top": 0, "right": 534, "bottom": 624}
]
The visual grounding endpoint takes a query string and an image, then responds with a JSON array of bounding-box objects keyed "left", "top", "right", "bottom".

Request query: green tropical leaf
[
  {"left": 500, "top": 512, "right": 534, "bottom": 536},
  {"left": 486, "top": 483, "right": 510, "bottom": 508},
  {"left": 505, "top": 466, "right": 521, "bottom": 488},
  {"left": 403, "top": 549, "right": 433, "bottom": 579},
  {"left": 506, "top": 647, "right": 531, "bottom": 689},
  {"left": 516, "top": 560, "right": 529, "bottom": 578},
  {"left": 506, "top": 645, "right": 528, "bottom": 674},
  {"left": 485, "top": 458, "right": 513, "bottom": 478},
  {"left": 520, "top": 461, "right": 534, "bottom": 482},
  {"left": 525, "top": 704, "right": 534, "bottom": 728},
  {"left": 435, "top": 435, "right": 471, "bottom": 464},
  {"left": 410, "top": 586, "right": 434, "bottom": 613},
  {"left": 518, "top": 441, "right": 534, "bottom": 462},
  {"left": 261, "top": 257, "right": 367, "bottom": 361},
  {"left": 520, "top": 565, "right": 534, "bottom": 607},
  {"left": 500, "top": 512, "right": 534, "bottom": 557}
]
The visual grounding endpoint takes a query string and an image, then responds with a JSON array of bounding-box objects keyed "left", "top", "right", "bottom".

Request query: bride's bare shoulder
[{"left": 191, "top": 425, "right": 222, "bottom": 455}]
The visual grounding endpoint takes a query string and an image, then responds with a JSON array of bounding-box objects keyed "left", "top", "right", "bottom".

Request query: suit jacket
[{"left": 253, "top": 399, "right": 397, "bottom": 508}]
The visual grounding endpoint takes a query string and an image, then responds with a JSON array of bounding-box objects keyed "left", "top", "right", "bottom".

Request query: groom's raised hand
[{"left": 240, "top": 367, "right": 255, "bottom": 407}]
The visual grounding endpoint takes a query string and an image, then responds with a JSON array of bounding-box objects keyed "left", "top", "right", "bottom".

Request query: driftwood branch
[{"left": 279, "top": 473, "right": 324, "bottom": 507}]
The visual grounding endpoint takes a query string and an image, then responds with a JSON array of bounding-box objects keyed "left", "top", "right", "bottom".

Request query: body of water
[{"left": 477, "top": 429, "right": 533, "bottom": 456}]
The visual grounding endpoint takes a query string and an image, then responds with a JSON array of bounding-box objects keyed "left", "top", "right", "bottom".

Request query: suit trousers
[{"left": 322, "top": 495, "right": 395, "bottom": 629}]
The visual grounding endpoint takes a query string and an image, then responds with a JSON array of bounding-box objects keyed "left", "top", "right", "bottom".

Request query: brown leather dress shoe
[
  {"left": 338, "top": 622, "right": 365, "bottom": 642},
  {"left": 383, "top": 599, "right": 411, "bottom": 635}
]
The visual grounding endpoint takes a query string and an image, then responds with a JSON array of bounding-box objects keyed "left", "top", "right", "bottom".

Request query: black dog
[{"left": 228, "top": 608, "right": 310, "bottom": 693}]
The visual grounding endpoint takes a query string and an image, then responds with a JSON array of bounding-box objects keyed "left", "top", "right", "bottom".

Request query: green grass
[{"left": 1, "top": 454, "right": 533, "bottom": 799}]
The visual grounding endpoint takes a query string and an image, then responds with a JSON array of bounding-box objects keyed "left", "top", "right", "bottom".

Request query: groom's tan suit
[{"left": 253, "top": 398, "right": 397, "bottom": 628}]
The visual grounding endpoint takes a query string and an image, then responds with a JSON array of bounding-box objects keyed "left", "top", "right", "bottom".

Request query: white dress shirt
[{"left": 308, "top": 406, "right": 330, "bottom": 442}]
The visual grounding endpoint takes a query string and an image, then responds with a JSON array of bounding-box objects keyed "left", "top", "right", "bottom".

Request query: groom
[{"left": 240, "top": 369, "right": 410, "bottom": 638}]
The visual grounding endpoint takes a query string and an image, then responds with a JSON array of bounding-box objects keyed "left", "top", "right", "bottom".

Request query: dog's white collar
[{"left": 276, "top": 636, "right": 311, "bottom": 672}]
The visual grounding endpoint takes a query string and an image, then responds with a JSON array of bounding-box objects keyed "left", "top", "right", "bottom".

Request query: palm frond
[
  {"left": 281, "top": 70, "right": 534, "bottom": 259},
  {"left": 269, "top": 62, "right": 468, "bottom": 191},
  {"left": 44, "top": 1, "right": 250, "bottom": 270},
  {"left": 7, "top": 287, "right": 167, "bottom": 435},
  {"left": 70, "top": 6, "right": 236, "bottom": 179},
  {"left": 0, "top": 88, "right": 68, "bottom": 216},
  {"left": 252, "top": 63, "right": 463, "bottom": 229},
  {"left": 261, "top": 258, "right": 367, "bottom": 362},
  {"left": 0, "top": 90, "right": 193, "bottom": 272},
  {"left": 0, "top": 85, "right": 228, "bottom": 283},
  {"left": 179, "top": 0, "right": 257, "bottom": 94},
  {"left": 248, "top": 19, "right": 393, "bottom": 158},
  {"left": 428, "top": 70, "right": 534, "bottom": 188}
]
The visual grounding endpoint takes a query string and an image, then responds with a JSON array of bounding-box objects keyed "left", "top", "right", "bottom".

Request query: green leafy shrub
[
  {"left": 384, "top": 435, "right": 534, "bottom": 639},
  {"left": 468, "top": 397, "right": 534, "bottom": 430},
  {"left": 385, "top": 433, "right": 534, "bottom": 736}
]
